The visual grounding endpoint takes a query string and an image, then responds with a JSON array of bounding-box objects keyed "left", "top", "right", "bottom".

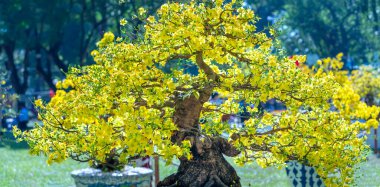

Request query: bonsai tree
[
  {"left": 302, "top": 53, "right": 380, "bottom": 155},
  {"left": 350, "top": 66, "right": 380, "bottom": 107},
  {"left": 15, "top": 1, "right": 380, "bottom": 186},
  {"left": 303, "top": 53, "right": 380, "bottom": 105},
  {"left": 350, "top": 65, "right": 380, "bottom": 153}
]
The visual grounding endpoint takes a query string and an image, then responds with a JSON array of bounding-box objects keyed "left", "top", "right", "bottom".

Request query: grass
[
  {"left": 0, "top": 145, "right": 290, "bottom": 187},
  {"left": 158, "top": 157, "right": 291, "bottom": 187},
  {"left": 0, "top": 146, "right": 86, "bottom": 187},
  {"left": 354, "top": 154, "right": 380, "bottom": 186},
  {"left": 1, "top": 139, "right": 380, "bottom": 187}
]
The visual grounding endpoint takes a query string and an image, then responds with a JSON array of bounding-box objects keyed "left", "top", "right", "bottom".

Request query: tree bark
[
  {"left": 158, "top": 137, "right": 241, "bottom": 187},
  {"left": 158, "top": 92, "right": 241, "bottom": 187},
  {"left": 366, "top": 93, "right": 379, "bottom": 155},
  {"left": 47, "top": 43, "right": 68, "bottom": 73},
  {"left": 365, "top": 93, "right": 375, "bottom": 106},
  {"left": 371, "top": 0, "right": 379, "bottom": 33},
  {"left": 36, "top": 46, "right": 56, "bottom": 91},
  {"left": 3, "top": 43, "right": 29, "bottom": 95}
]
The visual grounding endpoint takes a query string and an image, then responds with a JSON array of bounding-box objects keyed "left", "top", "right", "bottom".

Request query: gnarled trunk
[
  {"left": 158, "top": 137, "right": 241, "bottom": 187},
  {"left": 158, "top": 92, "right": 241, "bottom": 187}
]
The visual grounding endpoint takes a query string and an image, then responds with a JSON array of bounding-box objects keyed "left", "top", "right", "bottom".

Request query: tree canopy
[
  {"left": 2, "top": 0, "right": 379, "bottom": 95},
  {"left": 0, "top": 0, "right": 166, "bottom": 94},
  {"left": 280, "top": 0, "right": 380, "bottom": 64},
  {"left": 15, "top": 1, "right": 380, "bottom": 186}
]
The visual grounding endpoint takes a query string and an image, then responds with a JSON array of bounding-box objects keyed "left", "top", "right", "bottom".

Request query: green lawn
[
  {"left": 1, "top": 140, "right": 380, "bottom": 187},
  {"left": 0, "top": 146, "right": 85, "bottom": 187}
]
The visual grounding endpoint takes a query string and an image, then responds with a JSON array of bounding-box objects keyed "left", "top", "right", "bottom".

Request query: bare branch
[
  {"left": 195, "top": 51, "right": 219, "bottom": 81},
  {"left": 255, "top": 127, "right": 292, "bottom": 136}
]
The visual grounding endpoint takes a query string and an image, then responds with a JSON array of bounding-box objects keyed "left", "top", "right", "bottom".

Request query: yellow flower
[
  {"left": 62, "top": 79, "right": 74, "bottom": 89},
  {"left": 147, "top": 16, "right": 155, "bottom": 23},
  {"left": 120, "top": 18, "right": 127, "bottom": 26},
  {"left": 90, "top": 50, "right": 99, "bottom": 57},
  {"left": 35, "top": 99, "right": 43, "bottom": 108},
  {"left": 138, "top": 7, "right": 146, "bottom": 16},
  {"left": 97, "top": 32, "right": 115, "bottom": 47},
  {"left": 55, "top": 81, "right": 62, "bottom": 89}
]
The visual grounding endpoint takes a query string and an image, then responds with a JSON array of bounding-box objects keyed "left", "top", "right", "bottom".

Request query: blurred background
[{"left": 1, "top": 0, "right": 379, "bottom": 110}]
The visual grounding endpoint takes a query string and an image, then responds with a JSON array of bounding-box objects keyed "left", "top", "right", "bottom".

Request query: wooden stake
[
  {"left": 154, "top": 156, "right": 159, "bottom": 186},
  {"left": 375, "top": 128, "right": 378, "bottom": 155}
]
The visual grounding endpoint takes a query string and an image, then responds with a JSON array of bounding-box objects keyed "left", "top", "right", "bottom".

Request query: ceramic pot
[{"left": 71, "top": 166, "right": 153, "bottom": 187}]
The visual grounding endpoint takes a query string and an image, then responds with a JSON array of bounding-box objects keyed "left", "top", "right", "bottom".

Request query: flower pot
[
  {"left": 285, "top": 161, "right": 325, "bottom": 187},
  {"left": 71, "top": 166, "right": 153, "bottom": 187}
]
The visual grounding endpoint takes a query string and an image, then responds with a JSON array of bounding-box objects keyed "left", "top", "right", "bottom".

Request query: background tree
[
  {"left": 350, "top": 66, "right": 380, "bottom": 106},
  {"left": 280, "top": 0, "right": 380, "bottom": 65},
  {"left": 2, "top": 0, "right": 379, "bottom": 96},
  {"left": 244, "top": 0, "right": 285, "bottom": 32},
  {"left": 15, "top": 1, "right": 380, "bottom": 186},
  {"left": 0, "top": 63, "right": 16, "bottom": 128},
  {"left": 350, "top": 65, "right": 380, "bottom": 154},
  {"left": 301, "top": 53, "right": 380, "bottom": 155},
  {"left": 0, "top": 0, "right": 167, "bottom": 95}
]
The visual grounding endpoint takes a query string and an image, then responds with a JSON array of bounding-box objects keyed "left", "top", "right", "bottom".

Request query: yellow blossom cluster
[{"left": 350, "top": 66, "right": 380, "bottom": 105}]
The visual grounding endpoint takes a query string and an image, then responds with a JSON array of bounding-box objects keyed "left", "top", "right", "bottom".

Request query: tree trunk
[
  {"left": 158, "top": 137, "right": 241, "bottom": 187},
  {"left": 36, "top": 46, "right": 56, "bottom": 91},
  {"left": 365, "top": 93, "right": 379, "bottom": 155},
  {"left": 3, "top": 43, "right": 29, "bottom": 95},
  {"left": 365, "top": 93, "right": 375, "bottom": 106},
  {"left": 371, "top": 0, "right": 379, "bottom": 33},
  {"left": 158, "top": 92, "right": 241, "bottom": 187}
]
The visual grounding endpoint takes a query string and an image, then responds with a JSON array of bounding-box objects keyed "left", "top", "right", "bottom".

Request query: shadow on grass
[{"left": 0, "top": 131, "right": 29, "bottom": 149}]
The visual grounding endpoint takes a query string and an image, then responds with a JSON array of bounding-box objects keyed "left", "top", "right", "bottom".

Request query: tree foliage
[
  {"left": 309, "top": 53, "right": 380, "bottom": 106},
  {"left": 0, "top": 64, "right": 16, "bottom": 119},
  {"left": 0, "top": 0, "right": 166, "bottom": 94},
  {"left": 351, "top": 66, "right": 380, "bottom": 106},
  {"left": 280, "top": 0, "right": 380, "bottom": 64},
  {"left": 15, "top": 1, "right": 380, "bottom": 186}
]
